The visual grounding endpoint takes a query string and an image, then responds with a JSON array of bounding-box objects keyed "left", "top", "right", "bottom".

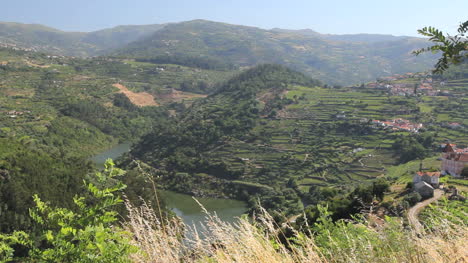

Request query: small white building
[{"left": 413, "top": 171, "right": 440, "bottom": 187}]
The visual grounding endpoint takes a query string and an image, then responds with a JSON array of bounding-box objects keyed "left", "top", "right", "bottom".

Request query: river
[
  {"left": 90, "top": 142, "right": 132, "bottom": 170},
  {"left": 91, "top": 142, "right": 247, "bottom": 227}
]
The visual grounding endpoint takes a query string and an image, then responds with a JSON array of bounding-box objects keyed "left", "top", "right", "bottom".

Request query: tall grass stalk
[{"left": 124, "top": 200, "right": 467, "bottom": 263}]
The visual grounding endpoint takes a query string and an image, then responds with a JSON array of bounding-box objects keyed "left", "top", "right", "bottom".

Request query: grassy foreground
[
  {"left": 125, "top": 200, "right": 467, "bottom": 263},
  {"left": 0, "top": 160, "right": 465, "bottom": 262}
]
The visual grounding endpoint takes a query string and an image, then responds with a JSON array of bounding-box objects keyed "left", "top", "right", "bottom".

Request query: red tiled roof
[
  {"left": 443, "top": 143, "right": 456, "bottom": 153},
  {"left": 416, "top": 171, "right": 441, "bottom": 177},
  {"left": 456, "top": 153, "right": 468, "bottom": 162}
]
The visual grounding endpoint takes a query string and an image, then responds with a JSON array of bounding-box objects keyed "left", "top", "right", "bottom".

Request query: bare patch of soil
[
  {"left": 112, "top": 83, "right": 158, "bottom": 106},
  {"left": 24, "top": 60, "right": 50, "bottom": 68}
]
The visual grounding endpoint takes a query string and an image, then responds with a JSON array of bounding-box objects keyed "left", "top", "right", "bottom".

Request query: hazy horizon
[
  {"left": 0, "top": 19, "right": 423, "bottom": 37},
  {"left": 2, "top": 0, "right": 467, "bottom": 37}
]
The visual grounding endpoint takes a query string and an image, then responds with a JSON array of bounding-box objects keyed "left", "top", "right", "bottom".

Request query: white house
[
  {"left": 413, "top": 171, "right": 440, "bottom": 187},
  {"left": 414, "top": 181, "right": 434, "bottom": 199}
]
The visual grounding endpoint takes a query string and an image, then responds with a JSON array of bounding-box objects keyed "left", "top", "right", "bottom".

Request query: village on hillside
[
  {"left": 372, "top": 118, "right": 423, "bottom": 133},
  {"left": 366, "top": 72, "right": 452, "bottom": 97}
]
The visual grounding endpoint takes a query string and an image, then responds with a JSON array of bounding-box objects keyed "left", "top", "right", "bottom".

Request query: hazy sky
[{"left": 2, "top": 0, "right": 467, "bottom": 36}]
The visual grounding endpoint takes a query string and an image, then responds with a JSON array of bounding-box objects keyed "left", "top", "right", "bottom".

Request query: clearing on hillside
[{"left": 112, "top": 83, "right": 158, "bottom": 106}]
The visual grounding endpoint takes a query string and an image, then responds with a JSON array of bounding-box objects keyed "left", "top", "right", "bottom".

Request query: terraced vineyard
[
  {"left": 131, "top": 64, "right": 466, "bottom": 206},
  {"left": 196, "top": 86, "right": 417, "bottom": 194}
]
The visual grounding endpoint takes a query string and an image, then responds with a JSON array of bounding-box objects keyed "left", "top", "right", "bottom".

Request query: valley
[
  {"left": 0, "top": 16, "right": 466, "bottom": 263},
  {"left": 1, "top": 42, "right": 466, "bottom": 221},
  {"left": 90, "top": 142, "right": 247, "bottom": 228}
]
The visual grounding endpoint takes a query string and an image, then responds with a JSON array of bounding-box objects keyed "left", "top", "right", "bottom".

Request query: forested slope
[{"left": 115, "top": 20, "right": 438, "bottom": 85}]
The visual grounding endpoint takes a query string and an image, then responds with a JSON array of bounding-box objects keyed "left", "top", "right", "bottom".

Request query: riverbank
[
  {"left": 91, "top": 143, "right": 248, "bottom": 227},
  {"left": 90, "top": 141, "right": 132, "bottom": 169}
]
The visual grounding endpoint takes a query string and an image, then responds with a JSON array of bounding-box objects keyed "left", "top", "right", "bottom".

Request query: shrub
[
  {"left": 406, "top": 182, "right": 414, "bottom": 189},
  {"left": 404, "top": 192, "right": 422, "bottom": 206}
]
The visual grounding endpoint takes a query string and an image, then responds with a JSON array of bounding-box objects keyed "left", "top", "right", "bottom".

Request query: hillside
[
  {"left": 272, "top": 28, "right": 410, "bottom": 43},
  {"left": 0, "top": 22, "right": 165, "bottom": 56},
  {"left": 0, "top": 20, "right": 439, "bottom": 85},
  {"left": 0, "top": 37, "right": 466, "bottom": 263},
  {"left": 115, "top": 20, "right": 438, "bottom": 85},
  {"left": 0, "top": 47, "right": 234, "bottom": 141},
  {"left": 0, "top": 47, "right": 235, "bottom": 230},
  {"left": 80, "top": 24, "right": 167, "bottom": 54},
  {"left": 126, "top": 63, "right": 467, "bottom": 215}
]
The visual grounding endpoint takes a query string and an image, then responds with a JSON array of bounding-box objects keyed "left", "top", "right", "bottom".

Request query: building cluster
[
  {"left": 413, "top": 171, "right": 441, "bottom": 199},
  {"left": 2, "top": 110, "right": 31, "bottom": 118},
  {"left": 444, "top": 122, "right": 464, "bottom": 130},
  {"left": 412, "top": 143, "right": 468, "bottom": 198},
  {"left": 372, "top": 118, "right": 423, "bottom": 133},
  {"left": 0, "top": 42, "right": 37, "bottom": 52},
  {"left": 365, "top": 74, "right": 451, "bottom": 97}
]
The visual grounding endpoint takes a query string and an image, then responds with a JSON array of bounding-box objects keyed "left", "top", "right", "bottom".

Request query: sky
[{"left": 1, "top": 0, "right": 467, "bottom": 36}]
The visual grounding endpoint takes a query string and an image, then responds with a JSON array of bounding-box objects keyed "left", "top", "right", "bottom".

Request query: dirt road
[{"left": 407, "top": 189, "right": 443, "bottom": 234}]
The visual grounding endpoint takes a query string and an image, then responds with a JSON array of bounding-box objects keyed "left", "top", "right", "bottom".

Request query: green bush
[
  {"left": 404, "top": 192, "right": 422, "bottom": 206},
  {"left": 0, "top": 159, "right": 136, "bottom": 263}
]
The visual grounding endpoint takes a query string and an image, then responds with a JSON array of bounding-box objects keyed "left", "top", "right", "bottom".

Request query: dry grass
[{"left": 124, "top": 200, "right": 467, "bottom": 263}]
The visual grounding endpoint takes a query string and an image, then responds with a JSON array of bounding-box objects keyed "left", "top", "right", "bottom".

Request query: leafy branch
[
  {"left": 413, "top": 21, "right": 468, "bottom": 73},
  {"left": 0, "top": 159, "right": 136, "bottom": 263}
]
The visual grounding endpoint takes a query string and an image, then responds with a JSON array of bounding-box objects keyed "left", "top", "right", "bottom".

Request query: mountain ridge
[
  {"left": 0, "top": 19, "right": 438, "bottom": 85},
  {"left": 0, "top": 21, "right": 166, "bottom": 56},
  {"left": 115, "top": 20, "right": 437, "bottom": 85}
]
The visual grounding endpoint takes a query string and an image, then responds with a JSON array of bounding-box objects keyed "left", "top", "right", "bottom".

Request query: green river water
[{"left": 91, "top": 142, "right": 247, "bottom": 227}]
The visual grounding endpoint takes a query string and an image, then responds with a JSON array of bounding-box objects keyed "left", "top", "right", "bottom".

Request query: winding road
[{"left": 407, "top": 189, "right": 444, "bottom": 234}]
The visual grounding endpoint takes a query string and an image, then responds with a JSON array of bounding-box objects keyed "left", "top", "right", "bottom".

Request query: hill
[
  {"left": 79, "top": 24, "right": 167, "bottom": 55},
  {"left": 115, "top": 19, "right": 438, "bottom": 85},
  {"left": 0, "top": 20, "right": 438, "bottom": 85},
  {"left": 0, "top": 22, "right": 165, "bottom": 56}
]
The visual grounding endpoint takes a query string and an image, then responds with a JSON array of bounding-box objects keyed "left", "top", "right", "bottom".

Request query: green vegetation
[
  {"left": 135, "top": 55, "right": 235, "bottom": 71},
  {"left": 391, "top": 134, "right": 433, "bottom": 163},
  {"left": 415, "top": 20, "right": 468, "bottom": 73},
  {"left": 1, "top": 44, "right": 465, "bottom": 224},
  {"left": 0, "top": 160, "right": 136, "bottom": 262},
  {"left": 0, "top": 138, "right": 91, "bottom": 232},
  {"left": 1, "top": 161, "right": 465, "bottom": 262},
  {"left": 126, "top": 63, "right": 466, "bottom": 218},
  {"left": 420, "top": 196, "right": 467, "bottom": 231},
  {"left": 301, "top": 178, "right": 390, "bottom": 224},
  {"left": 0, "top": 18, "right": 467, "bottom": 262},
  {"left": 0, "top": 47, "right": 211, "bottom": 232}
]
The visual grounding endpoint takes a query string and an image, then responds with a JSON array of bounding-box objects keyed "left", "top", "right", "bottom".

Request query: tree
[
  {"left": 392, "top": 136, "right": 428, "bottom": 163},
  {"left": 372, "top": 178, "right": 390, "bottom": 201},
  {"left": 461, "top": 166, "right": 468, "bottom": 177},
  {"left": 414, "top": 21, "right": 468, "bottom": 73}
]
